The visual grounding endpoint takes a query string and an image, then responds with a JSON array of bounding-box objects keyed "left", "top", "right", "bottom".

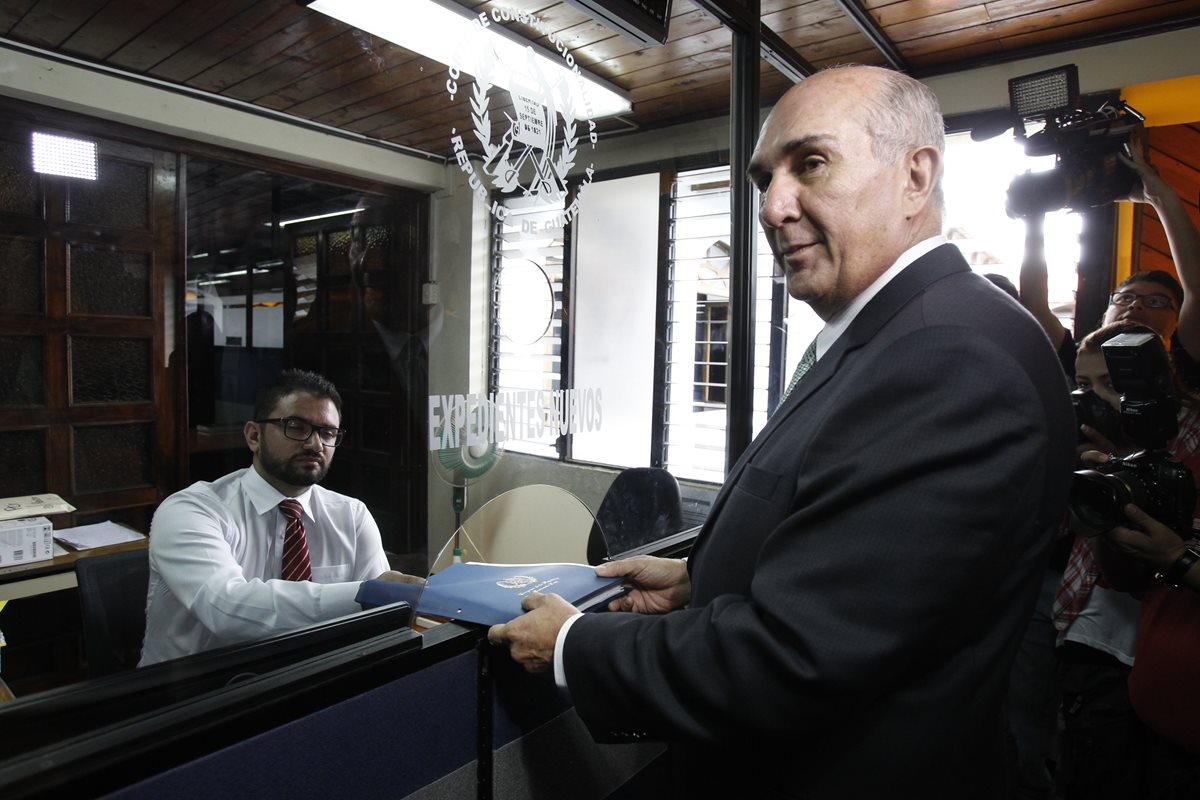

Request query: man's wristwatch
[{"left": 1154, "top": 546, "right": 1200, "bottom": 590}]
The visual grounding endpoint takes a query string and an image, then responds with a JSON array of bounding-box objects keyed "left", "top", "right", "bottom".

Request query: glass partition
[
  {"left": 429, "top": 484, "right": 598, "bottom": 574},
  {"left": 0, "top": 2, "right": 733, "bottom": 707}
]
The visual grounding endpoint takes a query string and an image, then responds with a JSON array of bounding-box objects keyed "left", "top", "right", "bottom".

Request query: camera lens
[
  {"left": 1069, "top": 469, "right": 1136, "bottom": 535},
  {"left": 1006, "top": 170, "right": 1068, "bottom": 217}
]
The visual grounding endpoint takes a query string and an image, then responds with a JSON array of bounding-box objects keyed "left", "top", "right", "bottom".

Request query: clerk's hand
[
  {"left": 375, "top": 570, "right": 426, "bottom": 586},
  {"left": 488, "top": 592, "right": 577, "bottom": 675}
]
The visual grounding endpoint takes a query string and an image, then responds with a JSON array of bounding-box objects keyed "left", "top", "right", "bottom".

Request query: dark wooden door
[
  {"left": 287, "top": 198, "right": 429, "bottom": 564},
  {"left": 0, "top": 120, "right": 180, "bottom": 533}
]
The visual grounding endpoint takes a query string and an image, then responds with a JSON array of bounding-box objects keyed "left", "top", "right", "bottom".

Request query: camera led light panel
[
  {"left": 31, "top": 131, "right": 98, "bottom": 180},
  {"left": 1008, "top": 65, "right": 1079, "bottom": 119}
]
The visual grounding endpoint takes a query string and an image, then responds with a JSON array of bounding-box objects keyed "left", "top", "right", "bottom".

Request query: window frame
[{"left": 487, "top": 124, "right": 1111, "bottom": 481}]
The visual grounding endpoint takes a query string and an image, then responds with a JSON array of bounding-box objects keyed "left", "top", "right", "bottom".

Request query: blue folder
[{"left": 357, "top": 561, "right": 627, "bottom": 626}]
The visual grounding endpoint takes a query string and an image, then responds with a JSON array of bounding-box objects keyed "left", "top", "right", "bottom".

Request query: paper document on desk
[{"left": 53, "top": 521, "right": 145, "bottom": 550}]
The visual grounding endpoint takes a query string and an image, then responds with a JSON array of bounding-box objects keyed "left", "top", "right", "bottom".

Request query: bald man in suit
[{"left": 489, "top": 65, "right": 1075, "bottom": 799}]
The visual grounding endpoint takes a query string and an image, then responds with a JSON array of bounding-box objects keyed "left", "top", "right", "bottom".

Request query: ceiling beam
[
  {"left": 760, "top": 24, "right": 814, "bottom": 83},
  {"left": 693, "top": 0, "right": 757, "bottom": 35},
  {"left": 694, "top": 0, "right": 814, "bottom": 82},
  {"left": 832, "top": 0, "right": 908, "bottom": 72}
]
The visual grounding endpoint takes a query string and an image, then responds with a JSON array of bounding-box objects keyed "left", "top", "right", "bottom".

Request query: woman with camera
[
  {"left": 1053, "top": 321, "right": 1161, "bottom": 800},
  {"left": 1071, "top": 320, "right": 1200, "bottom": 796}
]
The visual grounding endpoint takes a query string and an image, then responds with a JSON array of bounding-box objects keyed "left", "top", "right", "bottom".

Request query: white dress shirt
[
  {"left": 140, "top": 466, "right": 390, "bottom": 665},
  {"left": 807, "top": 235, "right": 948, "bottom": 361},
  {"left": 552, "top": 235, "right": 951, "bottom": 690}
]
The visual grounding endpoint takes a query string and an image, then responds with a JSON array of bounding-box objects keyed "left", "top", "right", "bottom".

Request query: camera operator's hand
[
  {"left": 1116, "top": 126, "right": 1200, "bottom": 359},
  {"left": 1104, "top": 502, "right": 1190, "bottom": 573},
  {"left": 1117, "top": 128, "right": 1170, "bottom": 207}
]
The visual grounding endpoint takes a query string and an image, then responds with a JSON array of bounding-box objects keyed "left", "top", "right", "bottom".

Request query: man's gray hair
[{"left": 820, "top": 65, "right": 945, "bottom": 205}]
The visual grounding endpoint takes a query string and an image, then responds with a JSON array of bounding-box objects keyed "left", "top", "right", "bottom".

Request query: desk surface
[{"left": 0, "top": 538, "right": 147, "bottom": 601}]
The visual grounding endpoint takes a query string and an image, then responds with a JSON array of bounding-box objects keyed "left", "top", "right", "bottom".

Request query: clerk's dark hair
[{"left": 254, "top": 369, "right": 343, "bottom": 420}]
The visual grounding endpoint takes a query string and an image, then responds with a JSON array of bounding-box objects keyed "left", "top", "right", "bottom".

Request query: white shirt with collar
[
  {"left": 806, "top": 235, "right": 949, "bottom": 361},
  {"left": 551, "top": 234, "right": 951, "bottom": 690},
  {"left": 139, "top": 466, "right": 390, "bottom": 666}
]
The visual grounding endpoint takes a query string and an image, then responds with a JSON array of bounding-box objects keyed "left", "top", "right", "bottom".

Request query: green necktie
[{"left": 780, "top": 340, "right": 818, "bottom": 405}]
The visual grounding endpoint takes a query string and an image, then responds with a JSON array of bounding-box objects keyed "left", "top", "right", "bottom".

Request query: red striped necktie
[{"left": 278, "top": 499, "right": 313, "bottom": 582}]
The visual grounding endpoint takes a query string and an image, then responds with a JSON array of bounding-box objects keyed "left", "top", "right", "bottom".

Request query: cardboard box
[{"left": 0, "top": 516, "right": 54, "bottom": 566}]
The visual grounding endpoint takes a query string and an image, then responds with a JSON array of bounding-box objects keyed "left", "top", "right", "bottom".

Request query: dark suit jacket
[{"left": 563, "top": 244, "right": 1076, "bottom": 798}]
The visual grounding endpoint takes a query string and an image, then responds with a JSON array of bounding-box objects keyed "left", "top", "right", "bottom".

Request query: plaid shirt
[
  {"left": 1053, "top": 534, "right": 1099, "bottom": 631},
  {"left": 1169, "top": 404, "right": 1200, "bottom": 533}
]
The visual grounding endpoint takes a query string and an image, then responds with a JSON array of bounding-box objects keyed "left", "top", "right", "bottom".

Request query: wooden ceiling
[{"left": 1, "top": 0, "right": 1197, "bottom": 161}]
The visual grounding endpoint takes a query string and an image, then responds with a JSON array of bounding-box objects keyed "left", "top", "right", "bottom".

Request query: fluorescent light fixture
[
  {"left": 31, "top": 132, "right": 98, "bottom": 180},
  {"left": 267, "top": 208, "right": 362, "bottom": 228},
  {"left": 306, "top": 0, "right": 632, "bottom": 119},
  {"left": 204, "top": 265, "right": 283, "bottom": 279}
]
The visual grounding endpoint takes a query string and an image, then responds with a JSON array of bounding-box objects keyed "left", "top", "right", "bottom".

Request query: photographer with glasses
[
  {"left": 140, "top": 369, "right": 422, "bottom": 666},
  {"left": 1096, "top": 130, "right": 1200, "bottom": 397}
]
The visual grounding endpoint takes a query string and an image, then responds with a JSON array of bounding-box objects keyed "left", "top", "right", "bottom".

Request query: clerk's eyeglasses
[
  {"left": 256, "top": 417, "right": 345, "bottom": 447},
  {"left": 1108, "top": 290, "right": 1176, "bottom": 311}
]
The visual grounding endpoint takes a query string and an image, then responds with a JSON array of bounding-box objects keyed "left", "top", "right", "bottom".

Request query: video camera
[
  {"left": 1069, "top": 331, "right": 1195, "bottom": 537},
  {"left": 999, "top": 64, "right": 1145, "bottom": 218}
]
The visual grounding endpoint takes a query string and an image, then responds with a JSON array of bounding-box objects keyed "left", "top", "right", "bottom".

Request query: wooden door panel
[{"left": 0, "top": 111, "right": 179, "bottom": 525}]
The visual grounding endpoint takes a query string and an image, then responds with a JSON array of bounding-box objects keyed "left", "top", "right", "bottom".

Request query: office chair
[
  {"left": 587, "top": 468, "right": 684, "bottom": 565},
  {"left": 75, "top": 548, "right": 150, "bottom": 678}
]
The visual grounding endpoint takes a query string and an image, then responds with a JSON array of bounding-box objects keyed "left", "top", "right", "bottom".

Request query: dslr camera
[
  {"left": 1069, "top": 331, "right": 1196, "bottom": 537},
  {"left": 1071, "top": 385, "right": 1121, "bottom": 445},
  {"left": 1001, "top": 64, "right": 1145, "bottom": 218}
]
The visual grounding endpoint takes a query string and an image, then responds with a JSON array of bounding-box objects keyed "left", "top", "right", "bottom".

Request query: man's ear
[
  {"left": 244, "top": 420, "right": 261, "bottom": 454},
  {"left": 903, "top": 145, "right": 941, "bottom": 213}
]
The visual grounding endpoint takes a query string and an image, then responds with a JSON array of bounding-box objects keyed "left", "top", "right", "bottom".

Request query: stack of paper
[{"left": 53, "top": 521, "right": 145, "bottom": 550}]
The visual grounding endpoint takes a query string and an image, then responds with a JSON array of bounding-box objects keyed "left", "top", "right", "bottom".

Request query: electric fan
[{"left": 430, "top": 430, "right": 503, "bottom": 567}]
